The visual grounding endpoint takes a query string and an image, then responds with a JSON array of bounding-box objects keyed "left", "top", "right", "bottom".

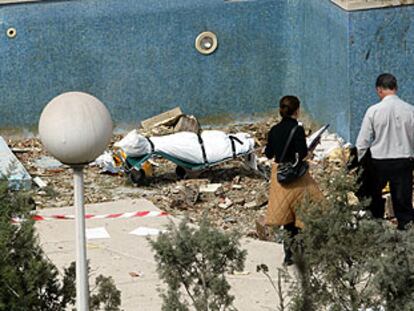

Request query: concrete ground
[{"left": 36, "top": 199, "right": 288, "bottom": 311}]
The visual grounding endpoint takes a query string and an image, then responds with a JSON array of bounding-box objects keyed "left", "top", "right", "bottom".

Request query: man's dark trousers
[{"left": 370, "top": 158, "right": 414, "bottom": 229}]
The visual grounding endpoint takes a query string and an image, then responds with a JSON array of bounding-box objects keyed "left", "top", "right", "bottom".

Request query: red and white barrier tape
[{"left": 13, "top": 210, "right": 168, "bottom": 222}]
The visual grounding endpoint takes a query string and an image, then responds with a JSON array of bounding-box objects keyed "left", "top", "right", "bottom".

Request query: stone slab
[
  {"left": 0, "top": 0, "right": 39, "bottom": 3},
  {"left": 331, "top": 0, "right": 414, "bottom": 11},
  {"left": 36, "top": 199, "right": 287, "bottom": 310},
  {"left": 0, "top": 136, "right": 31, "bottom": 190}
]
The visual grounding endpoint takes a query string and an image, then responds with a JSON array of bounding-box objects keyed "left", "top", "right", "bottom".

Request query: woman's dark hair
[
  {"left": 376, "top": 73, "right": 398, "bottom": 90},
  {"left": 279, "top": 95, "right": 300, "bottom": 118}
]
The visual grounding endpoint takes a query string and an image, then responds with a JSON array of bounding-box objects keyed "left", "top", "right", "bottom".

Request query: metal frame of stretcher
[{"left": 124, "top": 150, "right": 256, "bottom": 184}]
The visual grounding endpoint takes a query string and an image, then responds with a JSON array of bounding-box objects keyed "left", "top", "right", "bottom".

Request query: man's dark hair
[
  {"left": 376, "top": 73, "right": 398, "bottom": 90},
  {"left": 279, "top": 95, "right": 300, "bottom": 118}
]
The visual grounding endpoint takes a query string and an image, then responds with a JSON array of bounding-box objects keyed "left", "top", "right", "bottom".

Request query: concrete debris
[
  {"left": 223, "top": 216, "right": 237, "bottom": 223},
  {"left": 173, "top": 115, "right": 201, "bottom": 133},
  {"left": 255, "top": 215, "right": 274, "bottom": 241},
  {"left": 218, "top": 197, "right": 233, "bottom": 210},
  {"left": 244, "top": 201, "right": 258, "bottom": 209},
  {"left": 255, "top": 190, "right": 269, "bottom": 207},
  {"left": 33, "top": 176, "right": 48, "bottom": 189},
  {"left": 312, "top": 132, "right": 351, "bottom": 162},
  {"left": 140, "top": 107, "right": 182, "bottom": 129},
  {"left": 0, "top": 136, "right": 32, "bottom": 190},
  {"left": 199, "top": 183, "right": 222, "bottom": 193},
  {"left": 169, "top": 184, "right": 200, "bottom": 210},
  {"left": 7, "top": 113, "right": 349, "bottom": 237},
  {"left": 233, "top": 197, "right": 245, "bottom": 205},
  {"left": 34, "top": 156, "right": 63, "bottom": 170}
]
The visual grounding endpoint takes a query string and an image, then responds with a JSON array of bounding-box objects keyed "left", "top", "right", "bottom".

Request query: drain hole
[{"left": 7, "top": 27, "right": 17, "bottom": 39}]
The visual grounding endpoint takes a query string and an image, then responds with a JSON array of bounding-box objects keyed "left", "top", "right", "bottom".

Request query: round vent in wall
[
  {"left": 6, "top": 27, "right": 17, "bottom": 39},
  {"left": 195, "top": 31, "right": 218, "bottom": 55}
]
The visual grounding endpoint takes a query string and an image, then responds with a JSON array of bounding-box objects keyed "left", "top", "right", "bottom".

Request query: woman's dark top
[{"left": 265, "top": 117, "right": 308, "bottom": 163}]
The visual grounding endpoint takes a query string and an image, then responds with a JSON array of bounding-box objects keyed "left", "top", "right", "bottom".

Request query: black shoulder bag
[{"left": 276, "top": 125, "right": 308, "bottom": 184}]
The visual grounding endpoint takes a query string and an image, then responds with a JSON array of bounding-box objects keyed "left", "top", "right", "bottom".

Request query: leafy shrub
[
  {"left": 0, "top": 180, "right": 121, "bottom": 311},
  {"left": 261, "top": 165, "right": 414, "bottom": 311},
  {"left": 150, "top": 216, "right": 247, "bottom": 311}
]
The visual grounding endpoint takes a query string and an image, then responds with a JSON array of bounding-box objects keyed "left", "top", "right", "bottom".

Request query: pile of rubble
[{"left": 6, "top": 108, "right": 342, "bottom": 237}]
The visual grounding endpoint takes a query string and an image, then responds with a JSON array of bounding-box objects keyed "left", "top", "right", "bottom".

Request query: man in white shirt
[{"left": 356, "top": 73, "right": 414, "bottom": 229}]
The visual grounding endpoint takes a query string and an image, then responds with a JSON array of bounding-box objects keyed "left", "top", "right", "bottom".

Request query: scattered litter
[
  {"left": 93, "top": 151, "right": 122, "bottom": 174},
  {"left": 6, "top": 113, "right": 339, "bottom": 236},
  {"left": 141, "top": 161, "right": 154, "bottom": 177},
  {"left": 129, "top": 271, "right": 143, "bottom": 278},
  {"left": 34, "top": 156, "right": 63, "bottom": 170},
  {"left": 232, "top": 270, "right": 250, "bottom": 276},
  {"left": 233, "top": 197, "right": 245, "bottom": 205},
  {"left": 384, "top": 193, "right": 394, "bottom": 219},
  {"left": 172, "top": 185, "right": 185, "bottom": 194},
  {"left": 129, "top": 226, "right": 167, "bottom": 236},
  {"left": 11, "top": 147, "right": 32, "bottom": 153},
  {"left": 33, "top": 176, "right": 48, "bottom": 189},
  {"left": 86, "top": 227, "right": 110, "bottom": 240},
  {"left": 223, "top": 217, "right": 237, "bottom": 223},
  {"left": 200, "top": 183, "right": 222, "bottom": 193},
  {"left": 87, "top": 243, "right": 103, "bottom": 249}
]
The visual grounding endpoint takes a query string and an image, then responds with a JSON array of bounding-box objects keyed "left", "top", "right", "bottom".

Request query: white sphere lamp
[
  {"left": 38, "top": 91, "right": 113, "bottom": 311},
  {"left": 39, "top": 91, "right": 113, "bottom": 165}
]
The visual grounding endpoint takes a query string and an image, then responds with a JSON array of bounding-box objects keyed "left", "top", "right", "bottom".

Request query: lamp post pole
[
  {"left": 73, "top": 165, "right": 89, "bottom": 310},
  {"left": 38, "top": 92, "right": 113, "bottom": 311}
]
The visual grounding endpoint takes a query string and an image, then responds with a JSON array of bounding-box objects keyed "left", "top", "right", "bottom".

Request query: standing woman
[{"left": 265, "top": 95, "right": 323, "bottom": 265}]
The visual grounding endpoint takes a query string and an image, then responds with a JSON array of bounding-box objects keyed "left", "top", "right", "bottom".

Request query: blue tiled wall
[
  {"left": 0, "top": 0, "right": 413, "bottom": 143},
  {"left": 0, "top": 0, "right": 285, "bottom": 127},
  {"left": 288, "top": 0, "right": 351, "bottom": 140},
  {"left": 284, "top": 1, "right": 414, "bottom": 142},
  {"left": 349, "top": 5, "right": 414, "bottom": 141}
]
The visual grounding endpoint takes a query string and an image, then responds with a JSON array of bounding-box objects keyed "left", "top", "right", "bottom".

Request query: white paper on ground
[
  {"left": 129, "top": 227, "right": 166, "bottom": 236},
  {"left": 86, "top": 227, "right": 111, "bottom": 240}
]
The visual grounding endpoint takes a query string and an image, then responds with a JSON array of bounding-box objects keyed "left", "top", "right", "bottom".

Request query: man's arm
[{"left": 355, "top": 109, "right": 374, "bottom": 161}]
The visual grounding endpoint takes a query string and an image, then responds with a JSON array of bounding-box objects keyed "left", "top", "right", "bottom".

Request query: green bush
[
  {"left": 0, "top": 180, "right": 121, "bottom": 311},
  {"left": 150, "top": 216, "right": 247, "bottom": 311},
  {"left": 292, "top": 166, "right": 384, "bottom": 311},
  {"left": 262, "top": 165, "right": 414, "bottom": 311}
]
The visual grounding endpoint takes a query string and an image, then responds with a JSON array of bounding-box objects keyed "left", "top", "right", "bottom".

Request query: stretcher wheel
[
  {"left": 130, "top": 168, "right": 146, "bottom": 184},
  {"left": 175, "top": 166, "right": 187, "bottom": 180}
]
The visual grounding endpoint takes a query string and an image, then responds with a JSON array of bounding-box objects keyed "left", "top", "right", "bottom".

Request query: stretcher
[{"left": 118, "top": 149, "right": 257, "bottom": 184}]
